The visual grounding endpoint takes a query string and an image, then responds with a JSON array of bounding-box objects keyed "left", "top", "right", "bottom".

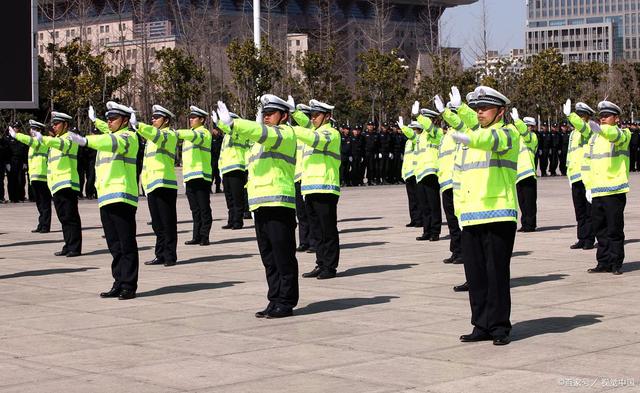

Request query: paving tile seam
[{"left": 139, "top": 338, "right": 300, "bottom": 358}]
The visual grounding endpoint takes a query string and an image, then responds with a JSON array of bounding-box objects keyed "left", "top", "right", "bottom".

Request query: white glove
[
  {"left": 256, "top": 107, "right": 263, "bottom": 124},
  {"left": 585, "top": 189, "right": 592, "bottom": 204},
  {"left": 411, "top": 101, "right": 419, "bottom": 116},
  {"left": 451, "top": 132, "right": 470, "bottom": 145},
  {"left": 88, "top": 105, "right": 96, "bottom": 122},
  {"left": 30, "top": 130, "right": 43, "bottom": 142},
  {"left": 129, "top": 108, "right": 138, "bottom": 130},
  {"left": 349, "top": 156, "right": 353, "bottom": 162},
  {"left": 22, "top": 163, "right": 27, "bottom": 170},
  {"left": 562, "top": 99, "right": 571, "bottom": 117},
  {"left": 389, "top": 153, "right": 393, "bottom": 159},
  {"left": 210, "top": 110, "right": 219, "bottom": 124},
  {"left": 8, "top": 127, "right": 16, "bottom": 138},
  {"left": 511, "top": 108, "right": 520, "bottom": 122},
  {"left": 5, "top": 164, "right": 9, "bottom": 172},
  {"left": 287, "top": 95, "right": 295, "bottom": 111},
  {"left": 589, "top": 120, "right": 602, "bottom": 134},
  {"left": 217, "top": 101, "right": 233, "bottom": 127},
  {"left": 434, "top": 95, "right": 445, "bottom": 113},
  {"left": 449, "top": 86, "right": 462, "bottom": 108},
  {"left": 378, "top": 153, "right": 382, "bottom": 159},
  {"left": 67, "top": 131, "right": 87, "bottom": 147},
  {"left": 397, "top": 116, "right": 404, "bottom": 129}
]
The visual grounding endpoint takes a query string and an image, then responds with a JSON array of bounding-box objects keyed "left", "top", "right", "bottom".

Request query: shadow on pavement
[
  {"left": 295, "top": 295, "right": 400, "bottom": 315},
  {"left": 178, "top": 253, "right": 255, "bottom": 265},
  {"left": 137, "top": 230, "right": 190, "bottom": 238},
  {"left": 339, "top": 263, "right": 418, "bottom": 277},
  {"left": 83, "top": 245, "right": 152, "bottom": 256},
  {"left": 0, "top": 239, "right": 64, "bottom": 248},
  {"left": 535, "top": 225, "right": 575, "bottom": 232},
  {"left": 512, "top": 251, "right": 533, "bottom": 257},
  {"left": 621, "top": 261, "right": 640, "bottom": 272},
  {"left": 511, "top": 273, "right": 568, "bottom": 288},
  {"left": 512, "top": 314, "right": 603, "bottom": 341},
  {"left": 214, "top": 237, "right": 256, "bottom": 245},
  {"left": 338, "top": 216, "right": 383, "bottom": 223},
  {"left": 339, "top": 226, "right": 391, "bottom": 234},
  {"left": 137, "top": 281, "right": 243, "bottom": 297},
  {"left": 624, "top": 239, "right": 640, "bottom": 245},
  {"left": 0, "top": 267, "right": 98, "bottom": 280},
  {"left": 340, "top": 241, "right": 388, "bottom": 250}
]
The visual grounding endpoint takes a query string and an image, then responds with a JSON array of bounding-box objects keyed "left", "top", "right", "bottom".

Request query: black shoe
[
  {"left": 452, "top": 257, "right": 464, "bottom": 264},
  {"left": 221, "top": 224, "right": 233, "bottom": 229},
  {"left": 521, "top": 228, "right": 536, "bottom": 233},
  {"left": 306, "top": 248, "right": 316, "bottom": 254},
  {"left": 588, "top": 265, "right": 611, "bottom": 273},
  {"left": 255, "top": 304, "right": 274, "bottom": 318},
  {"left": 405, "top": 222, "right": 417, "bottom": 227},
  {"left": 460, "top": 330, "right": 492, "bottom": 342},
  {"left": 232, "top": 225, "right": 243, "bottom": 230},
  {"left": 118, "top": 289, "right": 136, "bottom": 300},
  {"left": 453, "top": 282, "right": 469, "bottom": 292},
  {"left": 570, "top": 241, "right": 584, "bottom": 249},
  {"left": 517, "top": 227, "right": 525, "bottom": 233},
  {"left": 164, "top": 260, "right": 176, "bottom": 267},
  {"left": 611, "top": 268, "right": 623, "bottom": 275},
  {"left": 54, "top": 250, "right": 68, "bottom": 256},
  {"left": 317, "top": 270, "right": 336, "bottom": 280},
  {"left": 443, "top": 256, "right": 455, "bottom": 264},
  {"left": 145, "top": 258, "right": 164, "bottom": 266},
  {"left": 582, "top": 243, "right": 595, "bottom": 250},
  {"left": 100, "top": 287, "right": 121, "bottom": 298},
  {"left": 416, "top": 234, "right": 429, "bottom": 241},
  {"left": 66, "top": 251, "right": 81, "bottom": 258},
  {"left": 296, "top": 244, "right": 309, "bottom": 252},
  {"left": 493, "top": 335, "right": 511, "bottom": 345},
  {"left": 184, "top": 239, "right": 200, "bottom": 245},
  {"left": 215, "top": 188, "right": 223, "bottom": 194},
  {"left": 429, "top": 235, "right": 440, "bottom": 241},
  {"left": 266, "top": 306, "right": 293, "bottom": 319},
  {"left": 200, "top": 239, "right": 210, "bottom": 246},
  {"left": 302, "top": 266, "right": 322, "bottom": 278},
  {"left": 31, "top": 228, "right": 41, "bottom": 233},
  {"left": 40, "top": 229, "right": 50, "bottom": 233},
  {"left": 243, "top": 213, "right": 252, "bottom": 219}
]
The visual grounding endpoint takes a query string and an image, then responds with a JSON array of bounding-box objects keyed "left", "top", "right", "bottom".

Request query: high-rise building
[{"left": 524, "top": 0, "right": 640, "bottom": 64}]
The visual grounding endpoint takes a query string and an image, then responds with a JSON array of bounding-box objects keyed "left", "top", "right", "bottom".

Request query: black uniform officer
[
  {"left": 559, "top": 121, "right": 570, "bottom": 176},
  {"left": 629, "top": 123, "right": 639, "bottom": 171},
  {"left": 363, "top": 121, "right": 379, "bottom": 185},
  {"left": 538, "top": 123, "right": 550, "bottom": 176},
  {"left": 0, "top": 131, "right": 9, "bottom": 203},
  {"left": 7, "top": 130, "right": 28, "bottom": 202},
  {"left": 549, "top": 123, "right": 561, "bottom": 176},
  {"left": 391, "top": 125, "right": 406, "bottom": 184},
  {"left": 211, "top": 129, "right": 223, "bottom": 193},
  {"left": 350, "top": 126, "right": 364, "bottom": 186},
  {"left": 377, "top": 123, "right": 393, "bottom": 184},
  {"left": 340, "top": 125, "right": 352, "bottom": 186}
]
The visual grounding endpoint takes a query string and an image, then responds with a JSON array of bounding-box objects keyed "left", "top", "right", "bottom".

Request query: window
[
  {"left": 39, "top": 45, "right": 43, "bottom": 54},
  {"left": 126, "top": 49, "right": 131, "bottom": 59},
  {"left": 71, "top": 29, "right": 76, "bottom": 37},
  {"left": 55, "top": 31, "right": 59, "bottom": 38},
  {"left": 105, "top": 25, "right": 110, "bottom": 33},
  {"left": 100, "top": 26, "right": 104, "bottom": 33},
  {"left": 39, "top": 32, "right": 43, "bottom": 40},
  {"left": 66, "top": 30, "right": 70, "bottom": 37},
  {"left": 132, "top": 49, "right": 137, "bottom": 58},
  {"left": 87, "top": 27, "right": 92, "bottom": 35}
]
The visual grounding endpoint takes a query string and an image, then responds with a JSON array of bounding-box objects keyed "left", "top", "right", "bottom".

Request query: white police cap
[
  {"left": 51, "top": 111, "right": 73, "bottom": 123},
  {"left": 189, "top": 105, "right": 208, "bottom": 118},
  {"left": 466, "top": 92, "right": 478, "bottom": 108},
  {"left": 29, "top": 119, "right": 46, "bottom": 130},
  {"left": 152, "top": 104, "right": 175, "bottom": 119},
  {"left": 473, "top": 86, "right": 510, "bottom": 107},
  {"left": 260, "top": 94, "right": 294, "bottom": 112},
  {"left": 106, "top": 101, "right": 135, "bottom": 118},
  {"left": 575, "top": 102, "right": 595, "bottom": 117},
  {"left": 309, "top": 99, "right": 334, "bottom": 113},
  {"left": 420, "top": 108, "right": 440, "bottom": 118},
  {"left": 408, "top": 121, "right": 423, "bottom": 129},
  {"left": 597, "top": 100, "right": 621, "bottom": 116},
  {"left": 523, "top": 117, "right": 536, "bottom": 126},
  {"left": 296, "top": 103, "right": 312, "bottom": 114}
]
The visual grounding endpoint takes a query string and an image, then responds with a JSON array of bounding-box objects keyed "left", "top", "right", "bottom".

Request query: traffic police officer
[
  {"left": 399, "top": 119, "right": 422, "bottom": 227},
  {"left": 363, "top": 121, "right": 379, "bottom": 185},
  {"left": 514, "top": 115, "right": 539, "bottom": 232}
]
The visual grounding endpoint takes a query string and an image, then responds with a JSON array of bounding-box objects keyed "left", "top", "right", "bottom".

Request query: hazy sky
[{"left": 440, "top": 0, "right": 526, "bottom": 65}]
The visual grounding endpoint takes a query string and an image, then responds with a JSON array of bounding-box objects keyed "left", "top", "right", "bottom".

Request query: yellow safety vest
[
  {"left": 218, "top": 130, "right": 251, "bottom": 175},
  {"left": 15, "top": 133, "right": 48, "bottom": 183},
  {"left": 41, "top": 133, "right": 80, "bottom": 194},
  {"left": 400, "top": 126, "right": 417, "bottom": 180},
  {"left": 514, "top": 120, "right": 538, "bottom": 183},
  {"left": 414, "top": 115, "right": 443, "bottom": 182},
  {"left": 566, "top": 114, "right": 591, "bottom": 185},
  {"left": 137, "top": 123, "right": 178, "bottom": 193},
  {"left": 176, "top": 125, "right": 212, "bottom": 183},
  {"left": 436, "top": 130, "right": 460, "bottom": 192}
]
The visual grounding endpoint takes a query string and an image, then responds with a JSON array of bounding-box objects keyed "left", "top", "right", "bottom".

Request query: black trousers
[
  {"left": 516, "top": 176, "right": 537, "bottom": 231},
  {"left": 52, "top": 188, "right": 82, "bottom": 253},
  {"left": 416, "top": 175, "right": 442, "bottom": 237},
  {"left": 185, "top": 178, "right": 212, "bottom": 241},
  {"left": 351, "top": 157, "right": 363, "bottom": 185},
  {"left": 592, "top": 193, "right": 626, "bottom": 270},
  {"left": 630, "top": 144, "right": 639, "bottom": 171},
  {"left": 32, "top": 180, "right": 52, "bottom": 231},
  {"left": 305, "top": 193, "right": 340, "bottom": 272},
  {"left": 549, "top": 148, "right": 558, "bottom": 175},
  {"left": 442, "top": 188, "right": 461, "bottom": 258},
  {"left": 539, "top": 151, "right": 548, "bottom": 176},
  {"left": 223, "top": 170, "right": 246, "bottom": 228},
  {"left": 85, "top": 158, "right": 96, "bottom": 198},
  {"left": 8, "top": 163, "right": 25, "bottom": 202},
  {"left": 462, "top": 221, "right": 516, "bottom": 337},
  {"left": 571, "top": 181, "right": 594, "bottom": 245},
  {"left": 295, "top": 181, "right": 316, "bottom": 248},
  {"left": 340, "top": 158, "right": 350, "bottom": 185},
  {"left": 148, "top": 187, "right": 177, "bottom": 263},
  {"left": 0, "top": 163, "right": 6, "bottom": 200},
  {"left": 365, "top": 154, "right": 377, "bottom": 184},
  {"left": 100, "top": 203, "right": 139, "bottom": 291},
  {"left": 376, "top": 156, "right": 389, "bottom": 182},
  {"left": 254, "top": 206, "right": 299, "bottom": 310},
  {"left": 559, "top": 149, "right": 567, "bottom": 175},
  {"left": 404, "top": 176, "right": 421, "bottom": 224}
]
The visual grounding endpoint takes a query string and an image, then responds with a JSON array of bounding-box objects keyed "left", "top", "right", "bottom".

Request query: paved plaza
[{"left": 1, "top": 174, "right": 640, "bottom": 392}]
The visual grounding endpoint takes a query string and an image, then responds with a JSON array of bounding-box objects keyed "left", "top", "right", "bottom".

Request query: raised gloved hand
[
  {"left": 256, "top": 107, "right": 263, "bottom": 124},
  {"left": 211, "top": 110, "right": 219, "bottom": 124},
  {"left": 67, "top": 131, "right": 87, "bottom": 147},
  {"left": 8, "top": 127, "right": 16, "bottom": 138},
  {"left": 451, "top": 131, "right": 470, "bottom": 145},
  {"left": 397, "top": 116, "right": 404, "bottom": 129},
  {"left": 378, "top": 153, "right": 382, "bottom": 159},
  {"left": 287, "top": 95, "right": 295, "bottom": 111},
  {"left": 22, "top": 163, "right": 27, "bottom": 170},
  {"left": 217, "top": 101, "right": 233, "bottom": 127},
  {"left": 510, "top": 107, "right": 520, "bottom": 122},
  {"left": 411, "top": 101, "right": 419, "bottom": 116},
  {"left": 389, "top": 153, "right": 394, "bottom": 159},
  {"left": 5, "top": 164, "right": 9, "bottom": 172},
  {"left": 349, "top": 156, "right": 353, "bottom": 162},
  {"left": 589, "top": 120, "right": 602, "bottom": 134},
  {"left": 30, "top": 130, "right": 43, "bottom": 143},
  {"left": 434, "top": 95, "right": 445, "bottom": 113},
  {"left": 129, "top": 108, "right": 138, "bottom": 130},
  {"left": 562, "top": 99, "right": 571, "bottom": 117},
  {"left": 88, "top": 105, "right": 96, "bottom": 122},
  {"left": 585, "top": 189, "right": 592, "bottom": 203},
  {"left": 449, "top": 86, "right": 462, "bottom": 108}
]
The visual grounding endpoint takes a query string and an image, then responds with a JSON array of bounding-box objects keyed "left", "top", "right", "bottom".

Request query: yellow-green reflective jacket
[
  {"left": 566, "top": 113, "right": 591, "bottom": 185},
  {"left": 15, "top": 133, "right": 48, "bottom": 183},
  {"left": 176, "top": 125, "right": 212, "bottom": 183},
  {"left": 400, "top": 126, "right": 417, "bottom": 180},
  {"left": 228, "top": 118, "right": 297, "bottom": 211},
  {"left": 569, "top": 113, "right": 630, "bottom": 197},
  {"left": 294, "top": 140, "right": 305, "bottom": 183},
  {"left": 217, "top": 122, "right": 251, "bottom": 175},
  {"left": 514, "top": 120, "right": 538, "bottom": 183},
  {"left": 414, "top": 115, "right": 444, "bottom": 182},
  {"left": 137, "top": 123, "right": 178, "bottom": 193},
  {"left": 437, "top": 131, "right": 460, "bottom": 192},
  {"left": 42, "top": 133, "right": 80, "bottom": 194},
  {"left": 87, "top": 120, "right": 139, "bottom": 207}
]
